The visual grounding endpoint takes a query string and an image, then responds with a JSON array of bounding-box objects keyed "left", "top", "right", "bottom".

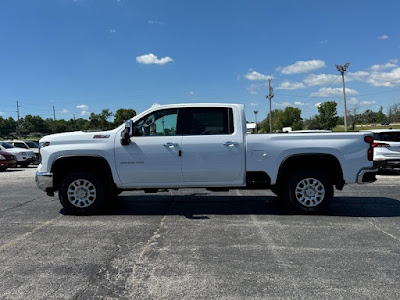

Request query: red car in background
[{"left": 0, "top": 150, "right": 17, "bottom": 171}]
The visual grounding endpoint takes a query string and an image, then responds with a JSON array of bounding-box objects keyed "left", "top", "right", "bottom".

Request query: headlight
[
  {"left": 20, "top": 152, "right": 27, "bottom": 156},
  {"left": 0, "top": 155, "right": 5, "bottom": 160},
  {"left": 39, "top": 142, "right": 50, "bottom": 148}
]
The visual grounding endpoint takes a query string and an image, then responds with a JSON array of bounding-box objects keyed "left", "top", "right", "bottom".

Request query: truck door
[
  {"left": 180, "top": 107, "right": 244, "bottom": 185},
  {"left": 115, "top": 108, "right": 183, "bottom": 187}
]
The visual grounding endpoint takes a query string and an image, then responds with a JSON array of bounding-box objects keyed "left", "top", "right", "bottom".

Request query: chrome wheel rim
[
  {"left": 67, "top": 179, "right": 96, "bottom": 208},
  {"left": 295, "top": 178, "right": 325, "bottom": 207}
]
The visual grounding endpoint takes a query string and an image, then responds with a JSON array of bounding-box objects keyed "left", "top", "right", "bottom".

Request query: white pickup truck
[{"left": 36, "top": 103, "right": 377, "bottom": 214}]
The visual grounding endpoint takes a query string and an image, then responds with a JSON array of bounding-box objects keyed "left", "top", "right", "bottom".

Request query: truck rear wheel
[
  {"left": 285, "top": 169, "right": 333, "bottom": 213},
  {"left": 59, "top": 172, "right": 105, "bottom": 215}
]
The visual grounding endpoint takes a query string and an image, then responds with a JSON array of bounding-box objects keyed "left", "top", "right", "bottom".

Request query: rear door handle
[
  {"left": 223, "top": 141, "right": 239, "bottom": 147},
  {"left": 163, "top": 142, "right": 179, "bottom": 148}
]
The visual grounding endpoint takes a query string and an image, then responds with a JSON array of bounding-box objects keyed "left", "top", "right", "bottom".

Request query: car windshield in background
[
  {"left": 25, "top": 142, "right": 39, "bottom": 148},
  {"left": 0, "top": 142, "right": 15, "bottom": 149}
]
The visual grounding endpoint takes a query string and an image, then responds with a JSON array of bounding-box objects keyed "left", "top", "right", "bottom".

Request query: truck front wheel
[
  {"left": 285, "top": 169, "right": 333, "bottom": 213},
  {"left": 59, "top": 172, "right": 105, "bottom": 215}
]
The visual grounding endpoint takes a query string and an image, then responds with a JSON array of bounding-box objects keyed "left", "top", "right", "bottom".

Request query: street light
[
  {"left": 254, "top": 110, "right": 259, "bottom": 133},
  {"left": 335, "top": 63, "right": 350, "bottom": 132}
]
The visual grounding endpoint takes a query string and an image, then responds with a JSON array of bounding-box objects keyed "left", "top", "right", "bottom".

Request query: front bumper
[
  {"left": 357, "top": 168, "right": 378, "bottom": 184},
  {"left": 35, "top": 171, "right": 54, "bottom": 194}
]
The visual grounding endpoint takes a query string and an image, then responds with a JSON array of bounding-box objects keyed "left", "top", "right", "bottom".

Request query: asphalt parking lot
[{"left": 1, "top": 167, "right": 400, "bottom": 299}]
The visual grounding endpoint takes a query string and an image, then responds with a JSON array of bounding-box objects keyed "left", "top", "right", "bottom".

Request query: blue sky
[{"left": 1, "top": 0, "right": 400, "bottom": 123}]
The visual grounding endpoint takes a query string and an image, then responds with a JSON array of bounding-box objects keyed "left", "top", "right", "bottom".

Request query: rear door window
[{"left": 180, "top": 107, "right": 234, "bottom": 135}]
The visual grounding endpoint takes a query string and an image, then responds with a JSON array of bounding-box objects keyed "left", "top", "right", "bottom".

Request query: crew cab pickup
[{"left": 36, "top": 103, "right": 377, "bottom": 214}]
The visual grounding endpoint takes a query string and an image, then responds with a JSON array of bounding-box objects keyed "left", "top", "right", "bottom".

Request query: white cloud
[
  {"left": 347, "top": 71, "right": 370, "bottom": 81},
  {"left": 77, "top": 104, "right": 89, "bottom": 116},
  {"left": 245, "top": 70, "right": 271, "bottom": 81},
  {"left": 360, "top": 100, "right": 377, "bottom": 105},
  {"left": 370, "top": 59, "right": 398, "bottom": 71},
  {"left": 0, "top": 111, "right": 4, "bottom": 115},
  {"left": 368, "top": 67, "right": 400, "bottom": 86},
  {"left": 346, "top": 61, "right": 400, "bottom": 87},
  {"left": 294, "top": 101, "right": 305, "bottom": 106},
  {"left": 77, "top": 104, "right": 88, "bottom": 110},
  {"left": 247, "top": 83, "right": 266, "bottom": 95},
  {"left": 250, "top": 103, "right": 258, "bottom": 107},
  {"left": 303, "top": 74, "right": 340, "bottom": 86},
  {"left": 278, "top": 60, "right": 326, "bottom": 74},
  {"left": 148, "top": 20, "right": 164, "bottom": 25},
  {"left": 109, "top": 29, "right": 117, "bottom": 33},
  {"left": 315, "top": 102, "right": 322, "bottom": 108},
  {"left": 378, "top": 34, "right": 389, "bottom": 40},
  {"left": 319, "top": 40, "right": 328, "bottom": 45},
  {"left": 348, "top": 97, "right": 359, "bottom": 105},
  {"left": 310, "top": 87, "right": 359, "bottom": 97},
  {"left": 136, "top": 53, "right": 173, "bottom": 65},
  {"left": 189, "top": 91, "right": 195, "bottom": 95},
  {"left": 276, "top": 80, "right": 305, "bottom": 90},
  {"left": 61, "top": 109, "right": 70, "bottom": 114},
  {"left": 274, "top": 102, "right": 292, "bottom": 107}
]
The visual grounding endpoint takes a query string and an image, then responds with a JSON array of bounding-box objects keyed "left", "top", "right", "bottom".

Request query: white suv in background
[
  {"left": 362, "top": 129, "right": 400, "bottom": 169},
  {"left": 4, "top": 139, "right": 40, "bottom": 164},
  {"left": 0, "top": 141, "right": 36, "bottom": 167}
]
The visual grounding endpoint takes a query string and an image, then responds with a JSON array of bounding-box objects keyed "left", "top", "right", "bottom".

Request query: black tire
[
  {"left": 285, "top": 169, "right": 333, "bottom": 214},
  {"left": 59, "top": 172, "right": 106, "bottom": 215},
  {"left": 19, "top": 162, "right": 30, "bottom": 168},
  {"left": 0, "top": 168, "right": 6, "bottom": 172}
]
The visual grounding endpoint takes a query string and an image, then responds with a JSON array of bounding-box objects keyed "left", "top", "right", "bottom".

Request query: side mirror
[{"left": 120, "top": 120, "right": 133, "bottom": 145}]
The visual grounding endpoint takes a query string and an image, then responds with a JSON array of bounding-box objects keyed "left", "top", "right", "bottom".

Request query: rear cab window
[{"left": 378, "top": 132, "right": 400, "bottom": 142}]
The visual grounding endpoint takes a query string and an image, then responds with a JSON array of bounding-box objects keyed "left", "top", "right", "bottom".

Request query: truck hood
[{"left": 39, "top": 130, "right": 117, "bottom": 146}]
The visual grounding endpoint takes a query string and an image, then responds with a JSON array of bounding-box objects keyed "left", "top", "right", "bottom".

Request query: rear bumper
[
  {"left": 374, "top": 159, "right": 400, "bottom": 169},
  {"left": 357, "top": 168, "right": 378, "bottom": 184},
  {"left": 35, "top": 171, "right": 54, "bottom": 194}
]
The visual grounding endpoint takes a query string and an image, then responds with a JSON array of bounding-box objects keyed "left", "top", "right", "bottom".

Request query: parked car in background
[
  {"left": 362, "top": 129, "right": 400, "bottom": 169},
  {"left": 0, "top": 150, "right": 17, "bottom": 171},
  {"left": 4, "top": 139, "right": 40, "bottom": 164},
  {"left": 381, "top": 120, "right": 390, "bottom": 126},
  {"left": 0, "top": 142, "right": 36, "bottom": 167}
]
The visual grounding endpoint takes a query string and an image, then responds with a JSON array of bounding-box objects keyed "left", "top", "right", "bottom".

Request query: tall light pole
[
  {"left": 254, "top": 110, "right": 258, "bottom": 133},
  {"left": 335, "top": 63, "right": 350, "bottom": 132},
  {"left": 266, "top": 79, "right": 274, "bottom": 133}
]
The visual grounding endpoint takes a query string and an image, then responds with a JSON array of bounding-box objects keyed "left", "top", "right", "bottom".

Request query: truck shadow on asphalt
[{"left": 92, "top": 194, "right": 400, "bottom": 218}]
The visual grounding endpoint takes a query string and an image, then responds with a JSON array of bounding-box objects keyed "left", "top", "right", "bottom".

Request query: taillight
[
  {"left": 364, "top": 136, "right": 374, "bottom": 161},
  {"left": 372, "top": 142, "right": 390, "bottom": 148}
]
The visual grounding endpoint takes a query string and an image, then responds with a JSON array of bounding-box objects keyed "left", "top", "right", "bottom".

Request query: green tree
[
  {"left": 88, "top": 109, "right": 114, "bottom": 130},
  {"left": 280, "top": 107, "right": 303, "bottom": 130},
  {"left": 21, "top": 115, "right": 48, "bottom": 135},
  {"left": 259, "top": 107, "right": 303, "bottom": 132},
  {"left": 316, "top": 101, "right": 339, "bottom": 130},
  {"left": 376, "top": 106, "right": 387, "bottom": 123},
  {"left": 114, "top": 108, "right": 136, "bottom": 126},
  {"left": 0, "top": 117, "right": 17, "bottom": 137}
]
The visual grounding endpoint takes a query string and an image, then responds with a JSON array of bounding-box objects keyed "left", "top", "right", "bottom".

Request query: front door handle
[
  {"left": 164, "top": 142, "right": 178, "bottom": 148},
  {"left": 223, "top": 141, "right": 239, "bottom": 147}
]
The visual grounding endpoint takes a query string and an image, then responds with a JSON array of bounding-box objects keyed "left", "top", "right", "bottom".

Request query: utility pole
[
  {"left": 16, "top": 101, "right": 20, "bottom": 138},
  {"left": 266, "top": 79, "right": 274, "bottom": 133},
  {"left": 53, "top": 106, "right": 56, "bottom": 120},
  {"left": 73, "top": 114, "right": 76, "bottom": 130},
  {"left": 253, "top": 110, "right": 258, "bottom": 133},
  {"left": 335, "top": 63, "right": 350, "bottom": 132}
]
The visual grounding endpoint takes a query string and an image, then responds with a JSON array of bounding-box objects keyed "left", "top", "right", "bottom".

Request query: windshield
[
  {"left": 25, "top": 141, "right": 39, "bottom": 148},
  {"left": 0, "top": 142, "right": 15, "bottom": 149}
]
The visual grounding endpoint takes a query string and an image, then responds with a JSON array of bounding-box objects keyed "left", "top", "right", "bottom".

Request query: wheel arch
[
  {"left": 51, "top": 155, "right": 115, "bottom": 192},
  {"left": 276, "top": 154, "right": 345, "bottom": 190}
]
